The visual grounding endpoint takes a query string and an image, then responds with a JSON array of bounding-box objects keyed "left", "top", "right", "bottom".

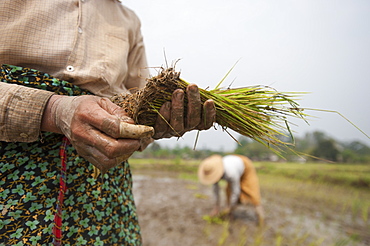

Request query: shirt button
[
  {"left": 66, "top": 65, "right": 74, "bottom": 72},
  {"left": 20, "top": 133, "right": 28, "bottom": 138},
  {"left": 78, "top": 27, "right": 83, "bottom": 34}
]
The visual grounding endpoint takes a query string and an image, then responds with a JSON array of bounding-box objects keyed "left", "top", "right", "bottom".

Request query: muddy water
[{"left": 132, "top": 171, "right": 369, "bottom": 246}]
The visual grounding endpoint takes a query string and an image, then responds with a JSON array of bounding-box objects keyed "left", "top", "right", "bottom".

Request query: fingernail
[
  {"left": 176, "top": 91, "right": 184, "bottom": 100},
  {"left": 189, "top": 84, "right": 198, "bottom": 93}
]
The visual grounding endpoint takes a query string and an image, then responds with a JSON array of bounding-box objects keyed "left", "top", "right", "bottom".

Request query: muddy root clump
[{"left": 111, "top": 68, "right": 189, "bottom": 126}]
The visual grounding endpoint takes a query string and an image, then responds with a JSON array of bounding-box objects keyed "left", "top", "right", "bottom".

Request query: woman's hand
[
  {"left": 153, "top": 83, "right": 216, "bottom": 139},
  {"left": 41, "top": 95, "right": 154, "bottom": 173}
]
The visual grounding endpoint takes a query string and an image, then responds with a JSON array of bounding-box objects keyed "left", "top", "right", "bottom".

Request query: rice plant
[{"left": 112, "top": 67, "right": 309, "bottom": 154}]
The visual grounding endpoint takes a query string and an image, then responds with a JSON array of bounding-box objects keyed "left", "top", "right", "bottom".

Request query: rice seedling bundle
[{"left": 111, "top": 67, "right": 307, "bottom": 152}]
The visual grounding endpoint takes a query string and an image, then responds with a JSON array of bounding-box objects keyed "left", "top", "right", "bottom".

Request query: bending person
[{"left": 198, "top": 154, "right": 264, "bottom": 225}]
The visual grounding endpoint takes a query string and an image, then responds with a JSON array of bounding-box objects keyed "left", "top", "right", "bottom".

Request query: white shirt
[{"left": 213, "top": 155, "right": 245, "bottom": 206}]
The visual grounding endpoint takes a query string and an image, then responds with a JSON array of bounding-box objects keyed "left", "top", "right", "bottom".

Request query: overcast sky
[{"left": 124, "top": 0, "right": 370, "bottom": 151}]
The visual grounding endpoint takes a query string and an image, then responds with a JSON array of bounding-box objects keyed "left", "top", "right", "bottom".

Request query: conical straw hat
[{"left": 198, "top": 155, "right": 224, "bottom": 185}]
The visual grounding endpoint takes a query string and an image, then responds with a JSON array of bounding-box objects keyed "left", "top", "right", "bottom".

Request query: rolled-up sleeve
[{"left": 0, "top": 83, "right": 54, "bottom": 142}]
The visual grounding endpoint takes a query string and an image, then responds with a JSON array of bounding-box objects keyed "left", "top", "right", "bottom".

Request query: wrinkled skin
[
  {"left": 41, "top": 95, "right": 148, "bottom": 173},
  {"left": 41, "top": 84, "right": 216, "bottom": 173},
  {"left": 153, "top": 84, "right": 216, "bottom": 139}
]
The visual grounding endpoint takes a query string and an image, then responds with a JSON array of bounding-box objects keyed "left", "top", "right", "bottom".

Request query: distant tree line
[
  {"left": 234, "top": 131, "right": 370, "bottom": 163},
  {"left": 134, "top": 131, "right": 370, "bottom": 163}
]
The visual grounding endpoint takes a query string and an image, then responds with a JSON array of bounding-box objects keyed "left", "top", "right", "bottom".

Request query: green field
[
  {"left": 130, "top": 158, "right": 370, "bottom": 221},
  {"left": 130, "top": 159, "right": 370, "bottom": 237},
  {"left": 130, "top": 159, "right": 370, "bottom": 189},
  {"left": 255, "top": 162, "right": 370, "bottom": 189}
]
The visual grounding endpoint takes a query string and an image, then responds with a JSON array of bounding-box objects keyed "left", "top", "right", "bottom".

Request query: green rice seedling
[
  {"left": 351, "top": 194, "right": 361, "bottom": 220},
  {"left": 217, "top": 221, "right": 230, "bottom": 246},
  {"left": 112, "top": 67, "right": 308, "bottom": 154},
  {"left": 237, "top": 226, "right": 248, "bottom": 246},
  {"left": 202, "top": 215, "right": 225, "bottom": 225},
  {"left": 361, "top": 203, "right": 368, "bottom": 223},
  {"left": 194, "top": 193, "right": 208, "bottom": 199},
  {"left": 275, "top": 234, "right": 283, "bottom": 246},
  {"left": 253, "top": 229, "right": 264, "bottom": 246}
]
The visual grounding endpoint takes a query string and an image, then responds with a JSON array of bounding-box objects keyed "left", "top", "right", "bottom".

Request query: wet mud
[{"left": 132, "top": 170, "right": 369, "bottom": 246}]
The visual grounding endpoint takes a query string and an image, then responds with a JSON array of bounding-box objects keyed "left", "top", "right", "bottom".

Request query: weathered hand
[
  {"left": 153, "top": 83, "right": 216, "bottom": 139},
  {"left": 42, "top": 95, "right": 154, "bottom": 173}
]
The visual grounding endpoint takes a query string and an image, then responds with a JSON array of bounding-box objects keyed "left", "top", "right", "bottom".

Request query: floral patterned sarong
[{"left": 0, "top": 65, "right": 141, "bottom": 245}]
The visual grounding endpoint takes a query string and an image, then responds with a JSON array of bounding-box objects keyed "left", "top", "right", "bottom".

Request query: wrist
[{"left": 41, "top": 94, "right": 64, "bottom": 133}]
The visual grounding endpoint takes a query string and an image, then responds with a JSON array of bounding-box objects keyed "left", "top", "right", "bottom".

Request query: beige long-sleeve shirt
[{"left": 0, "top": 0, "right": 148, "bottom": 142}]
